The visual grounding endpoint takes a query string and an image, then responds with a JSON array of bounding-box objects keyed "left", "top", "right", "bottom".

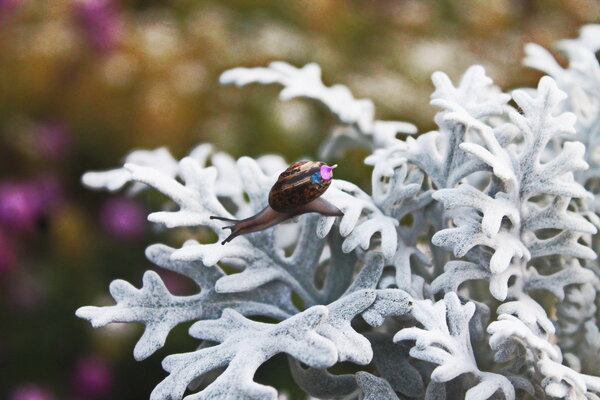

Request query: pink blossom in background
[
  {"left": 72, "top": 0, "right": 122, "bottom": 54},
  {"left": 99, "top": 197, "right": 145, "bottom": 240},
  {"left": 33, "top": 174, "right": 65, "bottom": 212},
  {"left": 0, "top": 176, "right": 64, "bottom": 233},
  {"left": 34, "top": 122, "right": 72, "bottom": 160},
  {"left": 0, "top": 181, "right": 42, "bottom": 232},
  {"left": 72, "top": 355, "right": 113, "bottom": 398},
  {"left": 9, "top": 384, "right": 55, "bottom": 400},
  {"left": 0, "top": 0, "right": 21, "bottom": 21}
]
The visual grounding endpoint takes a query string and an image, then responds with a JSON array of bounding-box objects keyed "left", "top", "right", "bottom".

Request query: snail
[{"left": 210, "top": 161, "right": 343, "bottom": 244}]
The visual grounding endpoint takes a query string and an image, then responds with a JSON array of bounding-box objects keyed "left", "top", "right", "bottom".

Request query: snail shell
[{"left": 268, "top": 161, "right": 332, "bottom": 212}]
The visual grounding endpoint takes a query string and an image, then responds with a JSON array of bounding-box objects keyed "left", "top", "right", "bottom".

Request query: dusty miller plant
[{"left": 78, "top": 25, "right": 600, "bottom": 399}]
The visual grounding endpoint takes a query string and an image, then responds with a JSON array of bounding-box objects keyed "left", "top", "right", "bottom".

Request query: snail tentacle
[{"left": 209, "top": 216, "right": 239, "bottom": 223}]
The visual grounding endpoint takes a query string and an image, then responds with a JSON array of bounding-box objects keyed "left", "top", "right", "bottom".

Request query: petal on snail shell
[{"left": 320, "top": 164, "right": 337, "bottom": 180}]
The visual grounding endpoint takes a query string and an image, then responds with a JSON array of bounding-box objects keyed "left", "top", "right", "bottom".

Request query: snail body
[{"left": 211, "top": 161, "right": 343, "bottom": 244}]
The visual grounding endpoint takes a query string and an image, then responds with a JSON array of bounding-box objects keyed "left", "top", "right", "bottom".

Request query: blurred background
[{"left": 0, "top": 0, "right": 598, "bottom": 399}]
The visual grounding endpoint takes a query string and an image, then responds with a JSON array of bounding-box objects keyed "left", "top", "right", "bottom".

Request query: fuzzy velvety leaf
[
  {"left": 151, "top": 307, "right": 337, "bottom": 400},
  {"left": 356, "top": 372, "right": 400, "bottom": 400},
  {"left": 395, "top": 292, "right": 515, "bottom": 400},
  {"left": 76, "top": 271, "right": 203, "bottom": 361}
]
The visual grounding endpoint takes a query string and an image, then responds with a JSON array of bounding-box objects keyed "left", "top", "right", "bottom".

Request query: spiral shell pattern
[{"left": 268, "top": 161, "right": 332, "bottom": 212}]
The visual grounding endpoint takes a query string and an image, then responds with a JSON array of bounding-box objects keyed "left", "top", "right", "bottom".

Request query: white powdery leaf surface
[
  {"left": 431, "top": 261, "right": 491, "bottom": 296},
  {"left": 431, "top": 207, "right": 529, "bottom": 278},
  {"left": 361, "top": 288, "right": 413, "bottom": 328},
  {"left": 540, "top": 359, "right": 600, "bottom": 400},
  {"left": 164, "top": 159, "right": 328, "bottom": 305},
  {"left": 510, "top": 78, "right": 596, "bottom": 258},
  {"left": 356, "top": 372, "right": 400, "bottom": 400},
  {"left": 316, "top": 289, "right": 376, "bottom": 365},
  {"left": 151, "top": 306, "right": 338, "bottom": 400},
  {"left": 558, "top": 282, "right": 598, "bottom": 349},
  {"left": 432, "top": 75, "right": 596, "bottom": 301},
  {"left": 524, "top": 24, "right": 600, "bottom": 220},
  {"left": 385, "top": 238, "right": 431, "bottom": 299},
  {"left": 146, "top": 243, "right": 297, "bottom": 319},
  {"left": 523, "top": 42, "right": 567, "bottom": 79},
  {"left": 575, "top": 24, "right": 600, "bottom": 52},
  {"left": 152, "top": 289, "right": 375, "bottom": 400},
  {"left": 394, "top": 292, "right": 515, "bottom": 400},
  {"left": 170, "top": 224, "right": 326, "bottom": 306},
  {"left": 126, "top": 157, "right": 231, "bottom": 232},
  {"left": 430, "top": 65, "right": 511, "bottom": 121},
  {"left": 220, "top": 61, "right": 416, "bottom": 148},
  {"left": 510, "top": 78, "right": 588, "bottom": 200},
  {"left": 76, "top": 270, "right": 203, "bottom": 361},
  {"left": 555, "top": 281, "right": 600, "bottom": 381},
  {"left": 76, "top": 242, "right": 297, "bottom": 361},
  {"left": 82, "top": 144, "right": 213, "bottom": 193},
  {"left": 488, "top": 311, "right": 600, "bottom": 399},
  {"left": 317, "top": 180, "right": 399, "bottom": 260},
  {"left": 497, "top": 296, "right": 555, "bottom": 336},
  {"left": 366, "top": 156, "right": 433, "bottom": 222},
  {"left": 524, "top": 24, "right": 600, "bottom": 95},
  {"left": 342, "top": 251, "right": 413, "bottom": 327},
  {"left": 433, "top": 186, "right": 528, "bottom": 274},
  {"left": 524, "top": 260, "right": 595, "bottom": 301},
  {"left": 400, "top": 65, "right": 511, "bottom": 189}
]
